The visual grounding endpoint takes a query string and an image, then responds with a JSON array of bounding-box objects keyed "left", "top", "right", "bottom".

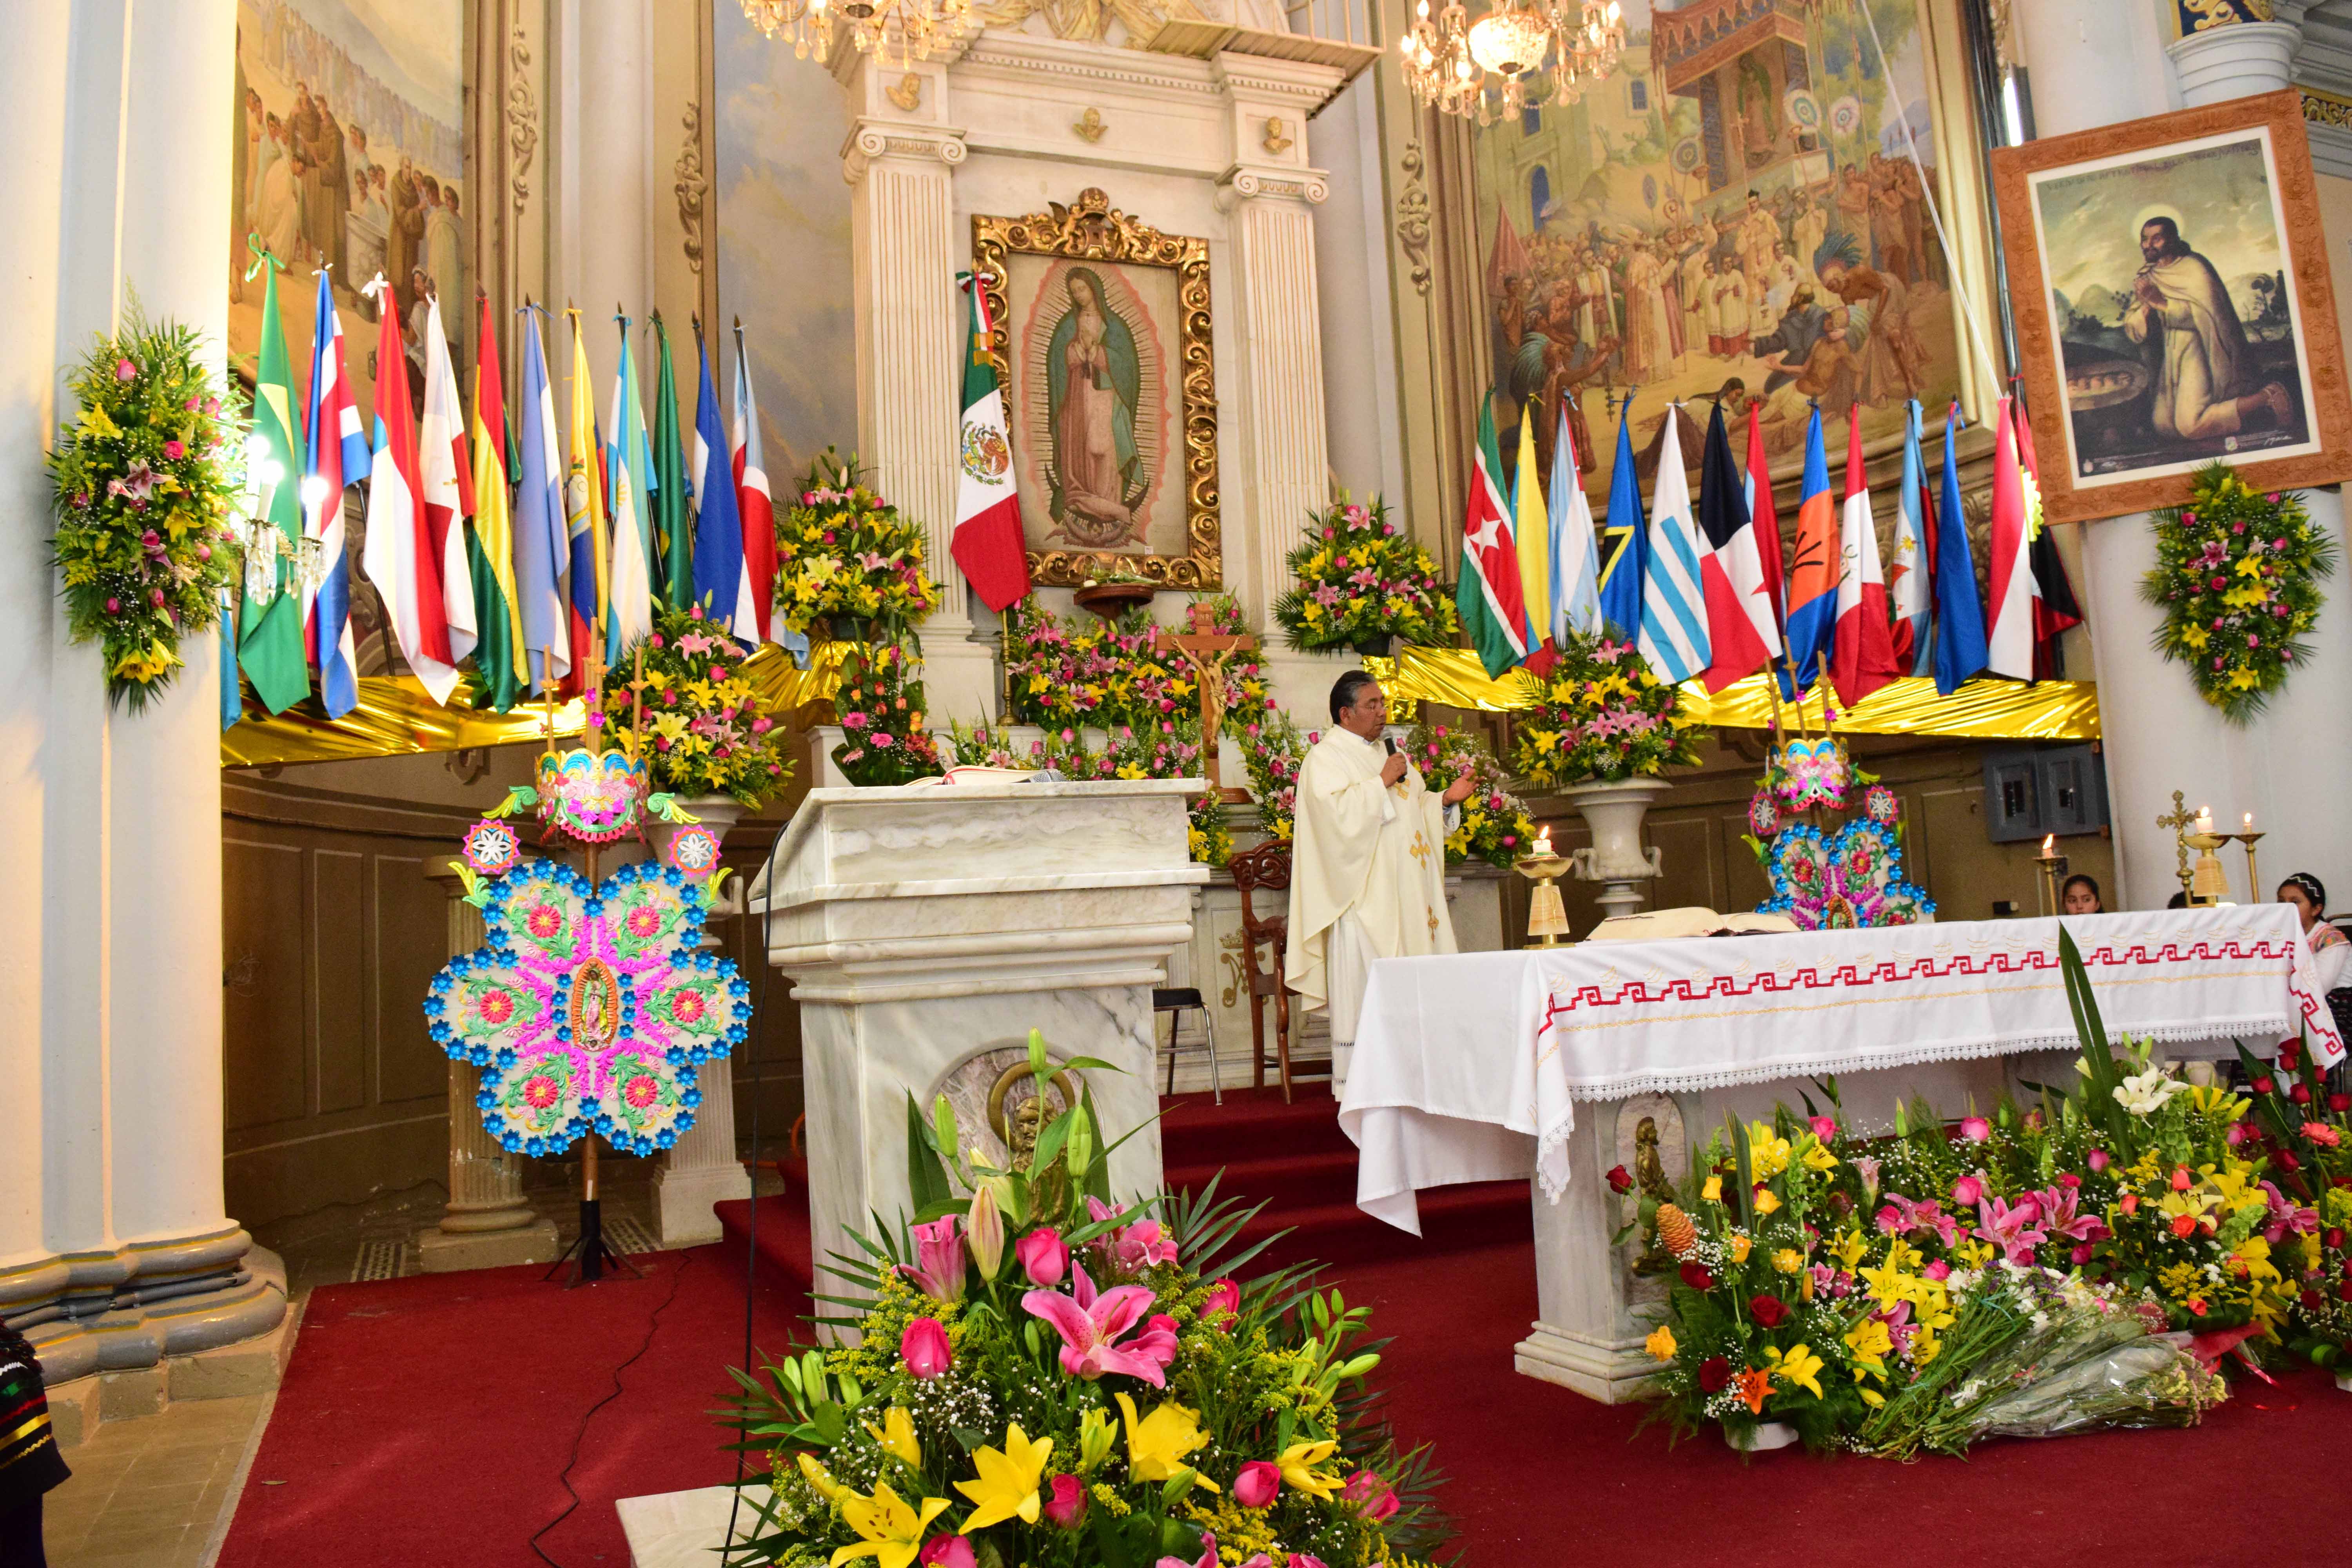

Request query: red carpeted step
[
  {"left": 1162, "top": 1147, "right": 1366, "bottom": 1212},
  {"left": 1222, "top": 1180, "right": 1532, "bottom": 1276},
  {"left": 714, "top": 1193, "right": 815, "bottom": 1297},
  {"left": 1157, "top": 1085, "right": 1351, "bottom": 1169}
]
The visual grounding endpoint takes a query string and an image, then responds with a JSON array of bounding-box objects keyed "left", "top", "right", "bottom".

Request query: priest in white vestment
[{"left": 1285, "top": 671, "right": 1475, "bottom": 1094}]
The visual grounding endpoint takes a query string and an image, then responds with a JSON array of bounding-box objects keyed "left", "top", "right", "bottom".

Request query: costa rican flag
[{"left": 303, "top": 269, "right": 370, "bottom": 717}]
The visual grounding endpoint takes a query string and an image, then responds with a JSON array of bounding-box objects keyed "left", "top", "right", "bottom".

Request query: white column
[
  {"left": 2167, "top": 19, "right": 2302, "bottom": 107},
  {"left": 2016, "top": 4, "right": 2352, "bottom": 909},
  {"left": 575, "top": 0, "right": 654, "bottom": 395},
  {"left": 0, "top": 0, "right": 72, "bottom": 1287}
]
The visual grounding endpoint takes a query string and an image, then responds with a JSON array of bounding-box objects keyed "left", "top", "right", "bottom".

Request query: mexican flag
[
  {"left": 951, "top": 273, "right": 1029, "bottom": 612},
  {"left": 1455, "top": 392, "right": 1529, "bottom": 678}
]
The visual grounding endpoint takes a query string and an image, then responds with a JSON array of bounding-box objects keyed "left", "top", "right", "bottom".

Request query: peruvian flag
[
  {"left": 1984, "top": 397, "right": 2036, "bottom": 680},
  {"left": 1457, "top": 392, "right": 1530, "bottom": 677},
  {"left": 417, "top": 292, "right": 478, "bottom": 666},
  {"left": 1697, "top": 399, "right": 1780, "bottom": 691},
  {"left": 1829, "top": 408, "right": 1898, "bottom": 708},
  {"left": 303, "top": 268, "right": 370, "bottom": 717},
  {"left": 358, "top": 274, "right": 457, "bottom": 701},
  {"left": 951, "top": 273, "right": 1030, "bottom": 611},
  {"left": 730, "top": 323, "right": 779, "bottom": 645}
]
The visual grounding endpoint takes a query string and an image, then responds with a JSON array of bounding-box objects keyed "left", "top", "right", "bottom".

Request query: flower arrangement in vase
[
  {"left": 49, "top": 304, "right": 245, "bottom": 708},
  {"left": 719, "top": 1031, "right": 1450, "bottom": 1568},
  {"left": 832, "top": 640, "right": 944, "bottom": 787},
  {"left": 2141, "top": 464, "right": 2333, "bottom": 723},
  {"left": 1509, "top": 632, "right": 1702, "bottom": 790},
  {"left": 1402, "top": 721, "right": 1534, "bottom": 869},
  {"left": 1272, "top": 497, "right": 1456, "bottom": 657},
  {"left": 1004, "top": 596, "right": 1273, "bottom": 737},
  {"left": 773, "top": 450, "right": 938, "bottom": 642},
  {"left": 603, "top": 604, "right": 795, "bottom": 807}
]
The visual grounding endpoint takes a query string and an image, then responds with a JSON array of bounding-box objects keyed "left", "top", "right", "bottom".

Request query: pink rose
[
  {"left": 1044, "top": 1473, "right": 1087, "bottom": 1528},
  {"left": 1959, "top": 1116, "right": 1991, "bottom": 1143},
  {"left": 1201, "top": 1277, "right": 1240, "bottom": 1329},
  {"left": 1016, "top": 1226, "right": 1069, "bottom": 1287},
  {"left": 1342, "top": 1468, "right": 1399, "bottom": 1522},
  {"left": 1951, "top": 1174, "right": 1984, "bottom": 1207},
  {"left": 1234, "top": 1460, "right": 1280, "bottom": 1508},
  {"left": 114, "top": 357, "right": 136, "bottom": 381},
  {"left": 163, "top": 439, "right": 185, "bottom": 460},
  {"left": 900, "top": 1316, "right": 952, "bottom": 1379},
  {"left": 1923, "top": 1259, "right": 1952, "bottom": 1281},
  {"left": 918, "top": 1537, "right": 975, "bottom": 1568},
  {"left": 1809, "top": 1116, "right": 1838, "bottom": 1141}
]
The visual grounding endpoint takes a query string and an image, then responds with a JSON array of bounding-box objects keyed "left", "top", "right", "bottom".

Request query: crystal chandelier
[
  {"left": 1399, "top": 0, "right": 1624, "bottom": 125},
  {"left": 740, "top": 0, "right": 972, "bottom": 68}
]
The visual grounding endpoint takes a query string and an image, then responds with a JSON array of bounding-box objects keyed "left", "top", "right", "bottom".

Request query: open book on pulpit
[{"left": 1585, "top": 907, "right": 1800, "bottom": 943}]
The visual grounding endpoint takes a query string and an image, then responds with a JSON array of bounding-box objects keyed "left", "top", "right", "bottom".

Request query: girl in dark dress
[{"left": 0, "top": 1322, "right": 67, "bottom": 1568}]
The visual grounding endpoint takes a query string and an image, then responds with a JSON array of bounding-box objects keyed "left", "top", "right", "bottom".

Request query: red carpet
[{"left": 221, "top": 1093, "right": 2352, "bottom": 1567}]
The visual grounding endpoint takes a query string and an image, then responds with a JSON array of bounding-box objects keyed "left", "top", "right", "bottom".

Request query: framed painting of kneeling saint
[
  {"left": 973, "top": 188, "right": 1220, "bottom": 589},
  {"left": 1993, "top": 90, "right": 2352, "bottom": 523}
]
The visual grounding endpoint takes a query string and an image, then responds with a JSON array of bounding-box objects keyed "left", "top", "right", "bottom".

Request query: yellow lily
[
  {"left": 831, "top": 1483, "right": 950, "bottom": 1568},
  {"left": 864, "top": 1405, "right": 921, "bottom": 1468},
  {"left": 1801, "top": 1143, "right": 1839, "bottom": 1173},
  {"left": 1276, "top": 1438, "right": 1343, "bottom": 1502},
  {"left": 2181, "top": 625, "right": 2212, "bottom": 650},
  {"left": 1843, "top": 1316, "right": 1893, "bottom": 1379},
  {"left": 1113, "top": 1392, "right": 1219, "bottom": 1490},
  {"left": 798, "top": 1451, "right": 846, "bottom": 1501},
  {"left": 954, "top": 1422, "right": 1053, "bottom": 1529},
  {"left": 1644, "top": 1324, "right": 1677, "bottom": 1361},
  {"left": 1076, "top": 1407, "right": 1116, "bottom": 1474},
  {"left": 1829, "top": 1228, "right": 1868, "bottom": 1271},
  {"left": 1747, "top": 1124, "right": 1792, "bottom": 1176},
  {"left": 1763, "top": 1343, "right": 1826, "bottom": 1399}
]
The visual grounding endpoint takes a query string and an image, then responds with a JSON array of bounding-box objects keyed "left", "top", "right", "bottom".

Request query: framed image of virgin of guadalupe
[
  {"left": 973, "top": 188, "right": 1221, "bottom": 589},
  {"left": 1993, "top": 90, "right": 2352, "bottom": 523}
]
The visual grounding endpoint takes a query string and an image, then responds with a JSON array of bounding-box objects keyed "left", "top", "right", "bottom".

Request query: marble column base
[
  {"left": 651, "top": 1160, "right": 753, "bottom": 1247},
  {"left": 1514, "top": 1320, "right": 1657, "bottom": 1403},
  {"left": 416, "top": 1216, "right": 559, "bottom": 1274}
]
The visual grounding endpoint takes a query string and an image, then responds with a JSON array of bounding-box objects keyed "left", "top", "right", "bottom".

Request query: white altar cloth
[{"left": 1339, "top": 904, "right": 2342, "bottom": 1234}]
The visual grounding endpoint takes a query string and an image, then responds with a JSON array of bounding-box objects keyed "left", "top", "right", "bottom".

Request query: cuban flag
[
  {"left": 1780, "top": 408, "right": 1837, "bottom": 696},
  {"left": 1829, "top": 407, "right": 1898, "bottom": 708},
  {"left": 303, "top": 269, "right": 370, "bottom": 717},
  {"left": 1637, "top": 405, "right": 1710, "bottom": 684}
]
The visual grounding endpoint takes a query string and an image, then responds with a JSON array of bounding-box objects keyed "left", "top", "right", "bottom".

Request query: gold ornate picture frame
[
  {"left": 1993, "top": 89, "right": 2352, "bottom": 523},
  {"left": 973, "top": 188, "right": 1221, "bottom": 590}
]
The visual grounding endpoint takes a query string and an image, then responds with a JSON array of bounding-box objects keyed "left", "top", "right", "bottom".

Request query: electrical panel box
[{"left": 1981, "top": 743, "right": 2109, "bottom": 844}]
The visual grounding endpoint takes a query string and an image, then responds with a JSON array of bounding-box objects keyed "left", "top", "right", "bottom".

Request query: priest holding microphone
[{"left": 1286, "top": 671, "right": 1477, "bottom": 1094}]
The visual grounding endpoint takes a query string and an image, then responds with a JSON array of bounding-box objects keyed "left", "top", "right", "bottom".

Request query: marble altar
[{"left": 751, "top": 779, "right": 1208, "bottom": 1280}]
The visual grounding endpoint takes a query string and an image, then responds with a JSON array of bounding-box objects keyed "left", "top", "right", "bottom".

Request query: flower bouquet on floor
[
  {"left": 1508, "top": 631, "right": 1702, "bottom": 790},
  {"left": 773, "top": 450, "right": 938, "bottom": 642},
  {"left": 1402, "top": 722, "right": 1533, "bottom": 870},
  {"left": 1272, "top": 497, "right": 1456, "bottom": 656},
  {"left": 832, "top": 640, "right": 944, "bottom": 787},
  {"left": 1238, "top": 712, "right": 1312, "bottom": 845},
  {"left": 719, "top": 1032, "right": 1449, "bottom": 1568},
  {"left": 604, "top": 604, "right": 795, "bottom": 807}
]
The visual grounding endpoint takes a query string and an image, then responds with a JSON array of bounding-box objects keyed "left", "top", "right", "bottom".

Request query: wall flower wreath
[
  {"left": 48, "top": 305, "right": 245, "bottom": 709},
  {"left": 2141, "top": 464, "right": 2334, "bottom": 723}
]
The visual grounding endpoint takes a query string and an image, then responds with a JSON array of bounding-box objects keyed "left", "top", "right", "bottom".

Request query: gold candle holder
[
  {"left": 2230, "top": 819, "right": 2266, "bottom": 907},
  {"left": 1517, "top": 831, "right": 1573, "bottom": 947},
  {"left": 2187, "top": 808, "right": 2231, "bottom": 906},
  {"left": 2034, "top": 833, "right": 2069, "bottom": 917}
]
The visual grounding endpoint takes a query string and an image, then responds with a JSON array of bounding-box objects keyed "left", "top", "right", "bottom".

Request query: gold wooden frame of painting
[
  {"left": 971, "top": 187, "right": 1221, "bottom": 590},
  {"left": 1991, "top": 89, "right": 2352, "bottom": 524}
]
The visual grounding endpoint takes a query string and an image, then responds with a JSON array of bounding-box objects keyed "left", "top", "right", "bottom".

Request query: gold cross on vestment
[{"left": 1409, "top": 830, "right": 1431, "bottom": 868}]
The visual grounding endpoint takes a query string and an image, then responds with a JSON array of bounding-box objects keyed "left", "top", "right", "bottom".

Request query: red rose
[
  {"left": 2329, "top": 1228, "right": 2345, "bottom": 1250},
  {"left": 2305, "top": 1289, "right": 2327, "bottom": 1313},
  {"left": 1698, "top": 1356, "right": 1732, "bottom": 1393},
  {"left": 2292, "top": 1083, "right": 2313, "bottom": 1105},
  {"left": 1606, "top": 1165, "right": 1633, "bottom": 1195},
  {"left": 1678, "top": 1262, "right": 1716, "bottom": 1292},
  {"left": 2254, "top": 1076, "right": 2276, "bottom": 1095},
  {"left": 2339, "top": 1279, "right": 2352, "bottom": 1303},
  {"left": 2332, "top": 1093, "right": 2350, "bottom": 1114},
  {"left": 1748, "top": 1294, "right": 1789, "bottom": 1328},
  {"left": 2279, "top": 1150, "right": 2302, "bottom": 1172}
]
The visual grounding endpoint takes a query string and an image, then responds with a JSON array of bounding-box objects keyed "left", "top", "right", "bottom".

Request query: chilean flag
[
  {"left": 730, "top": 325, "right": 802, "bottom": 662},
  {"left": 1780, "top": 407, "right": 1837, "bottom": 695},
  {"left": 358, "top": 275, "right": 456, "bottom": 701},
  {"left": 1697, "top": 399, "right": 1780, "bottom": 691},
  {"left": 303, "top": 269, "right": 370, "bottom": 717},
  {"left": 1829, "top": 407, "right": 1898, "bottom": 708}
]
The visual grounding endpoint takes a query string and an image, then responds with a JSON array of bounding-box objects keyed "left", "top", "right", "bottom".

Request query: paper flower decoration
[
  {"left": 1747, "top": 787, "right": 1780, "bottom": 838},
  {"left": 1863, "top": 784, "right": 1902, "bottom": 827},
  {"left": 461, "top": 818, "right": 524, "bottom": 878},
  {"left": 1761, "top": 821, "right": 1932, "bottom": 931},
  {"left": 424, "top": 858, "right": 749, "bottom": 1156},
  {"left": 534, "top": 747, "right": 649, "bottom": 844},
  {"left": 1775, "top": 737, "right": 1849, "bottom": 812},
  {"left": 666, "top": 824, "right": 724, "bottom": 877}
]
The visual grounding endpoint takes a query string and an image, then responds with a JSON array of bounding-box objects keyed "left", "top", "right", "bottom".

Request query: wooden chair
[{"left": 1228, "top": 840, "right": 1311, "bottom": 1101}]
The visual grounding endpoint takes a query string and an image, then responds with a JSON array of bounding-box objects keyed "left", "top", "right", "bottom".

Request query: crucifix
[
  {"left": 2155, "top": 789, "right": 2199, "bottom": 904},
  {"left": 1155, "top": 626, "right": 1257, "bottom": 801}
]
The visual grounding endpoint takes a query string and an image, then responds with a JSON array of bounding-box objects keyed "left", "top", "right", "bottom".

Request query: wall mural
[
  {"left": 711, "top": 0, "right": 856, "bottom": 479},
  {"left": 1469, "top": 0, "right": 1967, "bottom": 480}
]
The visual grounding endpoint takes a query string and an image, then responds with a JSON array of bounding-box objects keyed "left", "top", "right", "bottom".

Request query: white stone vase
[
  {"left": 2165, "top": 20, "right": 2299, "bottom": 107},
  {"left": 1728, "top": 1420, "right": 1800, "bottom": 1453},
  {"left": 1561, "top": 777, "right": 1673, "bottom": 927}
]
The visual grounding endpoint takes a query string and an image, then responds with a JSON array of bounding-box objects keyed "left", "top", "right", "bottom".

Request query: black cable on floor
[{"left": 527, "top": 1249, "right": 693, "bottom": 1568}]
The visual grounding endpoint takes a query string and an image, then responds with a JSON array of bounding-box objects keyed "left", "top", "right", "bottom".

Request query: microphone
[{"left": 1383, "top": 737, "right": 1397, "bottom": 757}]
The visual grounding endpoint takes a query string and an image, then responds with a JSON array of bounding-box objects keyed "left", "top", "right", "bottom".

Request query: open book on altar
[{"left": 1585, "top": 907, "right": 1801, "bottom": 942}]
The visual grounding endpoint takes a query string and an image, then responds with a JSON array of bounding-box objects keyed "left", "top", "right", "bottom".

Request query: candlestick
[
  {"left": 2186, "top": 813, "right": 2232, "bottom": 906},
  {"left": 2229, "top": 826, "right": 2268, "bottom": 908},
  {"left": 2034, "top": 832, "right": 2069, "bottom": 917},
  {"left": 1516, "top": 835, "right": 1573, "bottom": 947}
]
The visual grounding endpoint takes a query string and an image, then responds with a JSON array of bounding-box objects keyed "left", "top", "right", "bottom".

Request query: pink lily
[
  {"left": 1087, "top": 1197, "right": 1178, "bottom": 1271},
  {"left": 2030, "top": 1184, "right": 2108, "bottom": 1245},
  {"left": 899, "top": 1215, "right": 967, "bottom": 1303},
  {"left": 1874, "top": 1298, "right": 1917, "bottom": 1356},
  {"left": 1022, "top": 1261, "right": 1166, "bottom": 1385},
  {"left": 1975, "top": 1192, "right": 2047, "bottom": 1265},
  {"left": 1341, "top": 1469, "right": 1399, "bottom": 1522},
  {"left": 2259, "top": 1180, "right": 2319, "bottom": 1243},
  {"left": 1157, "top": 1532, "right": 1222, "bottom": 1568}
]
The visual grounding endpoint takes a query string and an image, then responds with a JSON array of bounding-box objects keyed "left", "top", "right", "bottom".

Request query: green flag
[
  {"left": 239, "top": 258, "right": 310, "bottom": 714},
  {"left": 467, "top": 293, "right": 524, "bottom": 712},
  {"left": 649, "top": 314, "right": 692, "bottom": 611}
]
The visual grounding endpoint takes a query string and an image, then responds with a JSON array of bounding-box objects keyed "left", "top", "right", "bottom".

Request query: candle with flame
[
  {"left": 1535, "top": 826, "right": 1553, "bottom": 857},
  {"left": 2244, "top": 812, "right": 2255, "bottom": 831},
  {"left": 2195, "top": 806, "right": 2213, "bottom": 834},
  {"left": 2040, "top": 833, "right": 2055, "bottom": 858}
]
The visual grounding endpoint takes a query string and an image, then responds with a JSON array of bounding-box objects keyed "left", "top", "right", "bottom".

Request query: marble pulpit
[{"left": 752, "top": 779, "right": 1209, "bottom": 1276}]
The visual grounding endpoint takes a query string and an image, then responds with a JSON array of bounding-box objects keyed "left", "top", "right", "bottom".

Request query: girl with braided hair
[{"left": 2279, "top": 874, "right": 2352, "bottom": 1050}]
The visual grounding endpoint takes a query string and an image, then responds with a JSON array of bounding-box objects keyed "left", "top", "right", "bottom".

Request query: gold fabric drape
[
  {"left": 1378, "top": 645, "right": 2100, "bottom": 742},
  {"left": 220, "top": 641, "right": 851, "bottom": 768}
]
